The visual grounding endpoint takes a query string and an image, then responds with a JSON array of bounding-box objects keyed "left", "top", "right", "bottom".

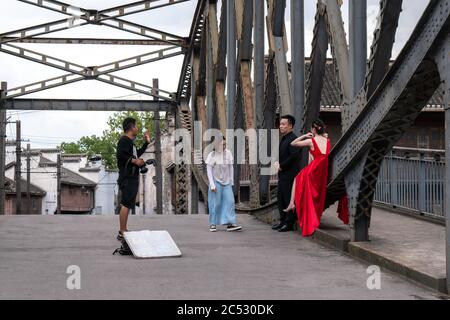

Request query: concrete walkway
[
  {"left": 314, "top": 205, "right": 447, "bottom": 293},
  {"left": 0, "top": 214, "right": 446, "bottom": 300}
]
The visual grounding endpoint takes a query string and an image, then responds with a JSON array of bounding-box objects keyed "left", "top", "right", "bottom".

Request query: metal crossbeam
[
  {"left": 0, "top": 37, "right": 185, "bottom": 46},
  {"left": 97, "top": 74, "right": 175, "bottom": 101},
  {"left": 364, "top": 0, "right": 403, "bottom": 98},
  {"left": 18, "top": 0, "right": 190, "bottom": 23},
  {"left": 98, "top": 16, "right": 185, "bottom": 46},
  {"left": 325, "top": 0, "right": 350, "bottom": 101},
  {"left": 2, "top": 98, "right": 175, "bottom": 112},
  {"left": 0, "top": 43, "right": 181, "bottom": 100},
  {"left": 3, "top": 0, "right": 187, "bottom": 47},
  {"left": 5, "top": 74, "right": 84, "bottom": 99},
  {"left": 0, "top": 18, "right": 91, "bottom": 45},
  {"left": 97, "top": 0, "right": 191, "bottom": 21},
  {"left": 268, "top": 0, "right": 292, "bottom": 116},
  {"left": 303, "top": 3, "right": 328, "bottom": 133},
  {"left": 17, "top": 0, "right": 91, "bottom": 16}
]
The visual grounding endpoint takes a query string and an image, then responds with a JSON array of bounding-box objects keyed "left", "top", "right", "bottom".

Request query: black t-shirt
[
  {"left": 278, "top": 131, "right": 302, "bottom": 181},
  {"left": 116, "top": 135, "right": 149, "bottom": 183}
]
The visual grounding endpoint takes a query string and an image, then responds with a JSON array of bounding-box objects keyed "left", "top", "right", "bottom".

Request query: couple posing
[{"left": 273, "top": 115, "right": 349, "bottom": 236}]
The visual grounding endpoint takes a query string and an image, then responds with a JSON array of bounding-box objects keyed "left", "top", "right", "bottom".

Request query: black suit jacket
[{"left": 278, "top": 131, "right": 301, "bottom": 182}]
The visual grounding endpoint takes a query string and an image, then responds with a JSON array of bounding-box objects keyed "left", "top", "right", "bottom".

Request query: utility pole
[
  {"left": 56, "top": 154, "right": 61, "bottom": 215},
  {"left": 153, "top": 78, "right": 163, "bottom": 215},
  {"left": 26, "top": 143, "right": 31, "bottom": 214},
  {"left": 0, "top": 82, "right": 7, "bottom": 215},
  {"left": 15, "top": 121, "right": 21, "bottom": 215}
]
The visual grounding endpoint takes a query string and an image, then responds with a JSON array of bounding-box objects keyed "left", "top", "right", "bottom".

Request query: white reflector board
[{"left": 124, "top": 230, "right": 182, "bottom": 259}]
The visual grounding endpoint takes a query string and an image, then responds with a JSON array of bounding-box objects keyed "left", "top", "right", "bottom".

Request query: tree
[
  {"left": 60, "top": 142, "right": 82, "bottom": 154},
  {"left": 61, "top": 111, "right": 166, "bottom": 170}
]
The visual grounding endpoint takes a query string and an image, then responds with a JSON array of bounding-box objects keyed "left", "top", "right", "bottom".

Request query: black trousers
[{"left": 277, "top": 177, "right": 297, "bottom": 227}]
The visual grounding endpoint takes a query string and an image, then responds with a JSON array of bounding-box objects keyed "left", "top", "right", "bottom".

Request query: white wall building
[
  {"left": 4, "top": 116, "right": 178, "bottom": 215},
  {"left": 4, "top": 146, "right": 118, "bottom": 215}
]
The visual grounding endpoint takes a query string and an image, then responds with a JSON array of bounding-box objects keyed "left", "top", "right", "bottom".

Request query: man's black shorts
[{"left": 119, "top": 178, "right": 139, "bottom": 210}]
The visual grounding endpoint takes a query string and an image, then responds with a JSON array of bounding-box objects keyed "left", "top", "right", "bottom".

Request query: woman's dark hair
[
  {"left": 123, "top": 117, "right": 137, "bottom": 133},
  {"left": 312, "top": 119, "right": 326, "bottom": 135}
]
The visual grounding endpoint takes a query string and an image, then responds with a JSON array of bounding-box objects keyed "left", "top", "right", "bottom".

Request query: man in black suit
[{"left": 273, "top": 115, "right": 302, "bottom": 232}]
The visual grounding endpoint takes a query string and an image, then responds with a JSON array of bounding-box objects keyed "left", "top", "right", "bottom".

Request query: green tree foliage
[{"left": 61, "top": 111, "right": 165, "bottom": 170}]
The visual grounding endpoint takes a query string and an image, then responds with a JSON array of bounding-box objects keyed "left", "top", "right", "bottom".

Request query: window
[{"left": 417, "top": 128, "right": 430, "bottom": 149}]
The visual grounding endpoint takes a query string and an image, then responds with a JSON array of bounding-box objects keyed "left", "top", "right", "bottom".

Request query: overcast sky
[{"left": 0, "top": 0, "right": 429, "bottom": 149}]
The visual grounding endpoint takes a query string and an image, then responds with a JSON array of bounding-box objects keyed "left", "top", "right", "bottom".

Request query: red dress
[{"left": 293, "top": 138, "right": 349, "bottom": 237}]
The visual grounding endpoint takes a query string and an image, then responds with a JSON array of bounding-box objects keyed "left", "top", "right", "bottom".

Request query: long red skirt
[{"left": 294, "top": 153, "right": 349, "bottom": 237}]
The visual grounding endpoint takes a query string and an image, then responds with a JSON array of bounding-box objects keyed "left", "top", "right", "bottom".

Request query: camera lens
[{"left": 140, "top": 167, "right": 149, "bottom": 174}]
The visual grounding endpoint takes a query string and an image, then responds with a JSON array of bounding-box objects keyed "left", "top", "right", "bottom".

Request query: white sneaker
[{"left": 209, "top": 225, "right": 217, "bottom": 232}]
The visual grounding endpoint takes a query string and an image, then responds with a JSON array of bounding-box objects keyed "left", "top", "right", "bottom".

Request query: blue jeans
[{"left": 208, "top": 181, "right": 237, "bottom": 226}]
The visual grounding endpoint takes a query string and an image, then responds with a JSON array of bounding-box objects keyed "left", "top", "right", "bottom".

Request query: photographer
[{"left": 116, "top": 117, "right": 151, "bottom": 241}]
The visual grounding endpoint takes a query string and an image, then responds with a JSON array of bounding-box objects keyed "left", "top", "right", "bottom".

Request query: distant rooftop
[
  {"left": 38, "top": 156, "right": 97, "bottom": 187},
  {"left": 4, "top": 177, "right": 46, "bottom": 196}
]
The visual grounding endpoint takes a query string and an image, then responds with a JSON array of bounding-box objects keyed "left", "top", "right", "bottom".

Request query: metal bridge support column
[
  {"left": 235, "top": 0, "right": 259, "bottom": 207},
  {"left": 175, "top": 104, "right": 191, "bottom": 215},
  {"left": 346, "top": 153, "right": 371, "bottom": 242},
  {"left": 349, "top": 0, "right": 367, "bottom": 98},
  {"left": 435, "top": 32, "right": 450, "bottom": 293},
  {"left": 0, "top": 82, "right": 6, "bottom": 216},
  {"left": 206, "top": 2, "right": 217, "bottom": 130},
  {"left": 272, "top": 0, "right": 292, "bottom": 116},
  {"left": 191, "top": 175, "right": 199, "bottom": 215},
  {"left": 290, "top": 0, "right": 305, "bottom": 136},
  {"left": 227, "top": 0, "right": 236, "bottom": 130},
  {"left": 445, "top": 75, "right": 450, "bottom": 294},
  {"left": 254, "top": 0, "right": 268, "bottom": 204},
  {"left": 153, "top": 79, "right": 164, "bottom": 215},
  {"left": 348, "top": 0, "right": 369, "bottom": 242}
]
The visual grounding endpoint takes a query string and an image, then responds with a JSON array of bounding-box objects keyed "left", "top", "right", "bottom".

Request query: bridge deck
[
  {"left": 318, "top": 205, "right": 447, "bottom": 292},
  {"left": 0, "top": 213, "right": 443, "bottom": 300}
]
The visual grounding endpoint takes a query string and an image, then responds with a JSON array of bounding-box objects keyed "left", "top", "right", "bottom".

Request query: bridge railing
[
  {"left": 374, "top": 147, "right": 445, "bottom": 220},
  {"left": 239, "top": 147, "right": 445, "bottom": 220}
]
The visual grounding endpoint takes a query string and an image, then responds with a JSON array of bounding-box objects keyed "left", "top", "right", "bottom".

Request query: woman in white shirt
[{"left": 205, "top": 136, "right": 242, "bottom": 232}]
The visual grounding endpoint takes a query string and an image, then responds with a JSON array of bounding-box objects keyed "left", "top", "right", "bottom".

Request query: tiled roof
[
  {"left": 38, "top": 156, "right": 96, "bottom": 187},
  {"left": 61, "top": 167, "right": 96, "bottom": 187},
  {"left": 4, "top": 177, "right": 46, "bottom": 196},
  {"left": 39, "top": 156, "right": 57, "bottom": 167}
]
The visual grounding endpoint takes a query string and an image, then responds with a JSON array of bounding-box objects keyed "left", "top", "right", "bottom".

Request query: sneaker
[
  {"left": 227, "top": 224, "right": 242, "bottom": 232},
  {"left": 209, "top": 225, "right": 217, "bottom": 232}
]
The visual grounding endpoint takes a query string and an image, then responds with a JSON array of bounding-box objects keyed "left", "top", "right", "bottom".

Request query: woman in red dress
[{"left": 284, "top": 119, "right": 349, "bottom": 237}]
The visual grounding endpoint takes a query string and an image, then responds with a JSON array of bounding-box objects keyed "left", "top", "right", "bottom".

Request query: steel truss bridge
[{"left": 0, "top": 0, "right": 449, "bottom": 289}]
